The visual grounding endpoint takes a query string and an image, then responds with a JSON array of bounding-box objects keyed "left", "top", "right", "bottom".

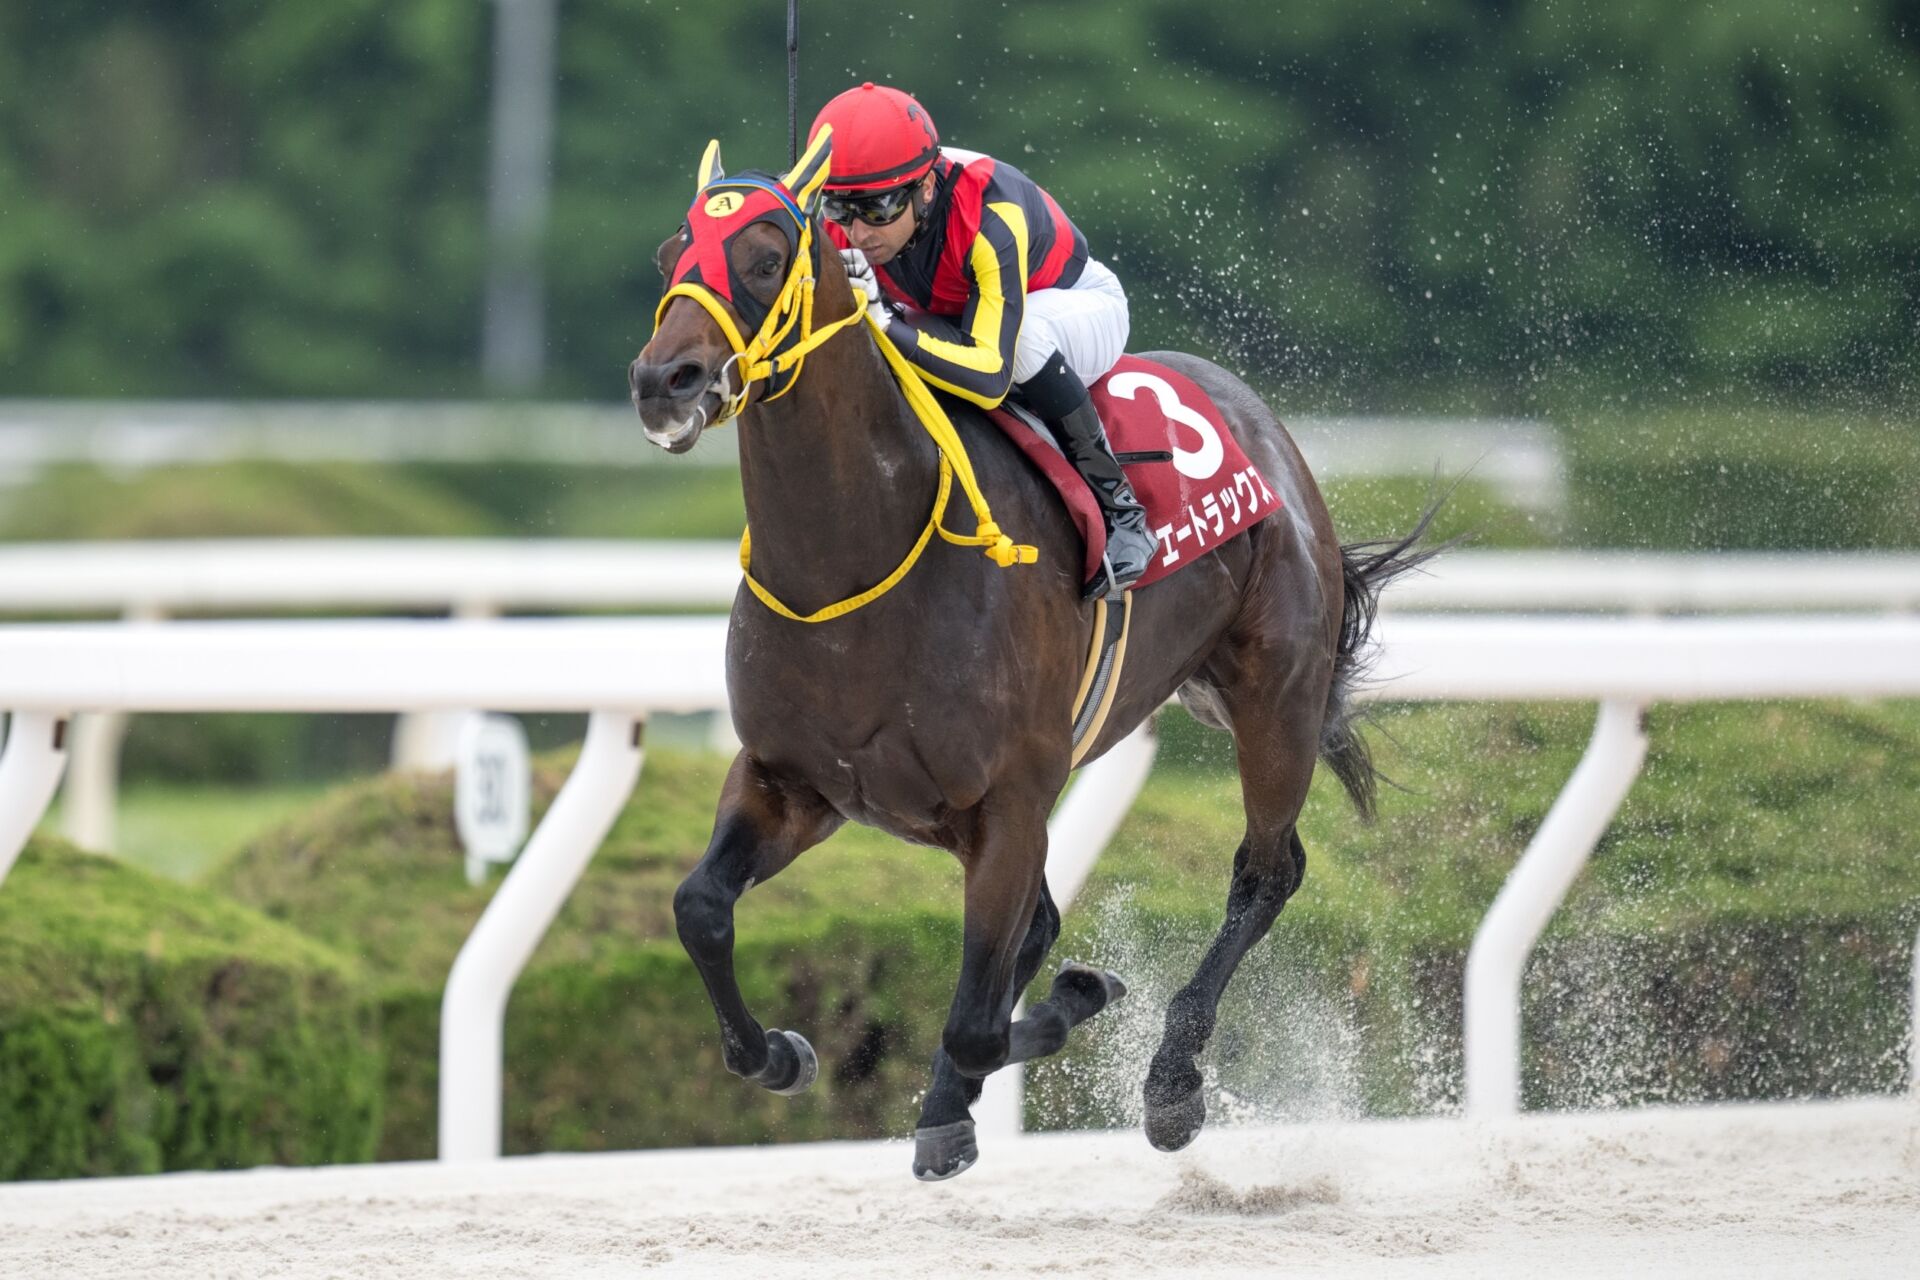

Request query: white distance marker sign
[{"left": 455, "top": 712, "right": 531, "bottom": 885}]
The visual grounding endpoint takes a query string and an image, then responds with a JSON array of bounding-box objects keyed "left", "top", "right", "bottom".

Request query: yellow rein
[{"left": 653, "top": 233, "right": 1037, "bottom": 624}]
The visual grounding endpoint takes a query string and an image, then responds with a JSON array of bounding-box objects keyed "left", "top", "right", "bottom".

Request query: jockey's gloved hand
[{"left": 838, "top": 248, "right": 894, "bottom": 329}]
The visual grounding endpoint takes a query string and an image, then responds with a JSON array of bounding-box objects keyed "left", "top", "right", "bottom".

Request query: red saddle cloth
[{"left": 985, "top": 355, "right": 1283, "bottom": 590}]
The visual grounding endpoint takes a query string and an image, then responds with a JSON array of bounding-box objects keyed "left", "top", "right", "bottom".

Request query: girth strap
[{"left": 1069, "top": 589, "right": 1134, "bottom": 766}]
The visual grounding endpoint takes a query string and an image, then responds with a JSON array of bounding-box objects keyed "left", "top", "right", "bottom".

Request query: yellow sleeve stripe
[
  {"left": 990, "top": 198, "right": 1031, "bottom": 332},
  {"left": 912, "top": 362, "right": 1004, "bottom": 405},
  {"left": 912, "top": 201, "right": 1030, "bottom": 376}
]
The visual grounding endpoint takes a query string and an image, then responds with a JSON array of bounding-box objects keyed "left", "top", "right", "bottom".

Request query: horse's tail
[{"left": 1320, "top": 503, "right": 1448, "bottom": 821}]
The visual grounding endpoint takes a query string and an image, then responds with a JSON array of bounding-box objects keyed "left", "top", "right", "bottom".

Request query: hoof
[
  {"left": 761, "top": 1028, "right": 818, "bottom": 1096},
  {"left": 1057, "top": 961, "right": 1128, "bottom": 1009},
  {"left": 1144, "top": 1085, "right": 1206, "bottom": 1152},
  {"left": 912, "top": 1119, "right": 978, "bottom": 1182}
]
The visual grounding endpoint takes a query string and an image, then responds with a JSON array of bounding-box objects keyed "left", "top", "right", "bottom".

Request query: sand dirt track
[{"left": 2, "top": 1098, "right": 1915, "bottom": 1278}]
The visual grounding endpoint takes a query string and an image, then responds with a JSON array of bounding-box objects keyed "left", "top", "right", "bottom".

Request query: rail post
[
  {"left": 1463, "top": 699, "right": 1649, "bottom": 1118},
  {"left": 0, "top": 712, "right": 72, "bottom": 886},
  {"left": 439, "top": 709, "right": 645, "bottom": 1160},
  {"left": 59, "top": 604, "right": 164, "bottom": 853}
]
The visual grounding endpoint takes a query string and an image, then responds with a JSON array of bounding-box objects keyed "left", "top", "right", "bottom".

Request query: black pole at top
[{"left": 787, "top": 0, "right": 798, "bottom": 165}]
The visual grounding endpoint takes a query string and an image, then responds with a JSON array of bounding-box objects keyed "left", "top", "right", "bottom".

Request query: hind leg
[{"left": 1143, "top": 660, "right": 1323, "bottom": 1151}]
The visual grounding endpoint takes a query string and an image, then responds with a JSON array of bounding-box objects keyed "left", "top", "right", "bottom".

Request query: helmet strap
[{"left": 902, "top": 168, "right": 941, "bottom": 251}]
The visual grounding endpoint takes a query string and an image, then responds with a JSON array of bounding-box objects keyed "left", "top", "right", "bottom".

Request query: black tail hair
[{"left": 1320, "top": 501, "right": 1450, "bottom": 821}]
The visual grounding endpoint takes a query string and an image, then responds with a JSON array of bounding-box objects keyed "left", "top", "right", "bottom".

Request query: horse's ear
[
  {"left": 782, "top": 125, "right": 833, "bottom": 216},
  {"left": 696, "top": 139, "right": 725, "bottom": 192}
]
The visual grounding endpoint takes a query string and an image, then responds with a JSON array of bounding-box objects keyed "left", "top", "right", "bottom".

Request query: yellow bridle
[
  {"left": 648, "top": 136, "right": 1037, "bottom": 624},
  {"left": 650, "top": 205, "right": 865, "bottom": 425}
]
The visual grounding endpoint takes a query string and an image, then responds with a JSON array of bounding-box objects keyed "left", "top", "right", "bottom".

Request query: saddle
[
  {"left": 984, "top": 356, "right": 1284, "bottom": 764},
  {"left": 985, "top": 355, "right": 1283, "bottom": 594}
]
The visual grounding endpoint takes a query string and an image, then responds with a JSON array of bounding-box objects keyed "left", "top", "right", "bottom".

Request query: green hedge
[
  {"left": 0, "top": 839, "right": 382, "bottom": 1180},
  {"left": 1524, "top": 920, "right": 1917, "bottom": 1108},
  {"left": 11, "top": 700, "right": 1914, "bottom": 1176},
  {"left": 373, "top": 913, "right": 960, "bottom": 1159},
  {"left": 210, "top": 753, "right": 968, "bottom": 1157},
  {"left": 200, "top": 700, "right": 1920, "bottom": 1160},
  {"left": 1033, "top": 699, "right": 1920, "bottom": 1123}
]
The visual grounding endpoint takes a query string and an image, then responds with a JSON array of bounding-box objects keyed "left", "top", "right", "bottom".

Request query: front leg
[
  {"left": 941, "top": 796, "right": 1054, "bottom": 1081},
  {"left": 674, "top": 753, "right": 840, "bottom": 1091}
]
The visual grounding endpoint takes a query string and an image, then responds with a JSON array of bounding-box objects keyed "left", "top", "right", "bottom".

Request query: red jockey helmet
[{"left": 809, "top": 82, "right": 940, "bottom": 193}]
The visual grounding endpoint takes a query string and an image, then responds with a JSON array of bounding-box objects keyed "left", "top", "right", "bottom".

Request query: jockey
[{"left": 809, "top": 82, "right": 1159, "bottom": 596}]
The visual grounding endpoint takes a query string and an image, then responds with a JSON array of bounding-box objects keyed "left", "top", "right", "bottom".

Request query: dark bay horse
[{"left": 629, "top": 136, "right": 1431, "bottom": 1180}]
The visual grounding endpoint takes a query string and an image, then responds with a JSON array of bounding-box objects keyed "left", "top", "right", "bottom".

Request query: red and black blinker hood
[{"left": 670, "top": 172, "right": 818, "bottom": 335}]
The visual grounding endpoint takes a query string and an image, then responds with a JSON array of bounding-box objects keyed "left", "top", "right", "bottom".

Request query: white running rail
[
  {"left": 0, "top": 614, "right": 1916, "bottom": 1153},
  {"left": 1, "top": 541, "right": 1916, "bottom": 617},
  {"left": 6, "top": 541, "right": 1914, "bottom": 852}
]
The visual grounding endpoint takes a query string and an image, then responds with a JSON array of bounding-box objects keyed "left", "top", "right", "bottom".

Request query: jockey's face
[{"left": 839, "top": 172, "right": 936, "bottom": 267}]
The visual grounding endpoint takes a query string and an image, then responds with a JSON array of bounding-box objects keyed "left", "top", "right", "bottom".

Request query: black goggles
[{"left": 822, "top": 183, "right": 917, "bottom": 227}]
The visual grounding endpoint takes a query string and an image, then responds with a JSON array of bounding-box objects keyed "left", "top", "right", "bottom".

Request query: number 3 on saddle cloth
[{"left": 986, "top": 355, "right": 1284, "bottom": 593}]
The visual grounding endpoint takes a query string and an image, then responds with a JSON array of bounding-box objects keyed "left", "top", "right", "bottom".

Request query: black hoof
[
  {"left": 912, "top": 1119, "right": 978, "bottom": 1182},
  {"left": 1144, "top": 1084, "right": 1206, "bottom": 1152},
  {"left": 1056, "top": 961, "right": 1128, "bottom": 1009},
  {"left": 759, "top": 1028, "right": 818, "bottom": 1096}
]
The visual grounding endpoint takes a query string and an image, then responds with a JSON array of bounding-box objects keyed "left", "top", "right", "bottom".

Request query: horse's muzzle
[{"left": 629, "top": 356, "right": 713, "bottom": 452}]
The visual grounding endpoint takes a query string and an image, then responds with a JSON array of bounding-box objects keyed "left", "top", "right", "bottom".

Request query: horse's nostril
[
  {"left": 666, "top": 361, "right": 706, "bottom": 396},
  {"left": 630, "top": 359, "right": 708, "bottom": 403}
]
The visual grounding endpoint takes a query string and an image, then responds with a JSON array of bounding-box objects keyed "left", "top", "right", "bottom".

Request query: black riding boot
[
  {"left": 1018, "top": 352, "right": 1160, "bottom": 596},
  {"left": 1049, "top": 398, "right": 1160, "bottom": 595}
]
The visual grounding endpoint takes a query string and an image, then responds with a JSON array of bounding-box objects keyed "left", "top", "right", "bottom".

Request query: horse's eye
[{"left": 755, "top": 255, "right": 782, "bottom": 277}]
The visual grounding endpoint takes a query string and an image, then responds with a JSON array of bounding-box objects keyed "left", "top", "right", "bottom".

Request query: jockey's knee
[{"left": 1015, "top": 348, "right": 1087, "bottom": 418}]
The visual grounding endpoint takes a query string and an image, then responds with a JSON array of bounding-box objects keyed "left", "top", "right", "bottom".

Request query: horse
[{"left": 628, "top": 131, "right": 1434, "bottom": 1180}]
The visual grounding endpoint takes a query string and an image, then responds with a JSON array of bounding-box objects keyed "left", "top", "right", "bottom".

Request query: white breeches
[{"left": 1012, "top": 258, "right": 1130, "bottom": 386}]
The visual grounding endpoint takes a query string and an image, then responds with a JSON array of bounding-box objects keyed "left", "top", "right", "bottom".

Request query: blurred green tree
[{"left": 0, "top": 0, "right": 1914, "bottom": 408}]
